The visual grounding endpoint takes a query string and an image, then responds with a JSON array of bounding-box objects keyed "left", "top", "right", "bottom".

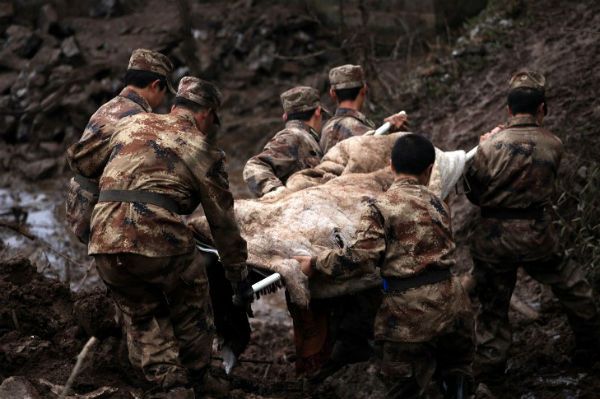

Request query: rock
[
  {"left": 38, "top": 4, "right": 59, "bottom": 34},
  {"left": 0, "top": 72, "right": 18, "bottom": 94},
  {"left": 5, "top": 25, "right": 43, "bottom": 59},
  {"left": 0, "top": 376, "right": 40, "bottom": 399},
  {"left": 18, "top": 158, "right": 58, "bottom": 180},
  {"left": 61, "top": 36, "right": 81, "bottom": 59},
  {"left": 73, "top": 290, "right": 119, "bottom": 339}
]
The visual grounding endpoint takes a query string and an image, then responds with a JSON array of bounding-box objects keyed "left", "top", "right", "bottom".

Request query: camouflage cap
[
  {"left": 329, "top": 64, "right": 365, "bottom": 90},
  {"left": 177, "top": 76, "right": 223, "bottom": 123},
  {"left": 509, "top": 70, "right": 546, "bottom": 93},
  {"left": 281, "top": 86, "right": 328, "bottom": 115},
  {"left": 127, "top": 48, "right": 176, "bottom": 93}
]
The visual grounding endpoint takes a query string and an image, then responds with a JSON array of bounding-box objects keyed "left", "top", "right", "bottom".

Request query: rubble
[{"left": 0, "top": 376, "right": 40, "bottom": 399}]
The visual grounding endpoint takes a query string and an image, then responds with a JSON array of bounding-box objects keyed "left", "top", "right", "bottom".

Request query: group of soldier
[{"left": 65, "top": 48, "right": 600, "bottom": 399}]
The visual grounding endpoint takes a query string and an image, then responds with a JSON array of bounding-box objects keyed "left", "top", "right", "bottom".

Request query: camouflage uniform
[
  {"left": 465, "top": 71, "right": 600, "bottom": 375},
  {"left": 320, "top": 65, "right": 376, "bottom": 154},
  {"left": 243, "top": 86, "right": 324, "bottom": 197},
  {"left": 315, "top": 176, "right": 474, "bottom": 397},
  {"left": 66, "top": 49, "right": 174, "bottom": 243},
  {"left": 88, "top": 77, "right": 248, "bottom": 397}
]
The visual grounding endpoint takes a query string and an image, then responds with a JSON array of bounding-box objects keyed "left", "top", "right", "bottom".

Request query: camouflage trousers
[
  {"left": 472, "top": 254, "right": 600, "bottom": 374},
  {"left": 375, "top": 312, "right": 474, "bottom": 398},
  {"left": 94, "top": 250, "right": 215, "bottom": 394},
  {"left": 286, "top": 287, "right": 381, "bottom": 377}
]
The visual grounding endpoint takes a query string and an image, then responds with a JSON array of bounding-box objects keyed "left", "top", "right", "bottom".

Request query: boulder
[{"left": 0, "top": 376, "right": 40, "bottom": 399}]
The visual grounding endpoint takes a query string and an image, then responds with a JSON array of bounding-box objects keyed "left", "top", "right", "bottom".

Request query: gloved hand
[{"left": 231, "top": 278, "right": 254, "bottom": 317}]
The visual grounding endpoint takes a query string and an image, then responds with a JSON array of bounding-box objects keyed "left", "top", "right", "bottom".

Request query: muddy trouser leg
[
  {"left": 376, "top": 340, "right": 435, "bottom": 399},
  {"left": 331, "top": 287, "right": 382, "bottom": 365},
  {"left": 94, "top": 253, "right": 192, "bottom": 395},
  {"left": 286, "top": 293, "right": 332, "bottom": 376},
  {"left": 472, "top": 258, "right": 518, "bottom": 374},
  {"left": 523, "top": 254, "right": 600, "bottom": 349},
  {"left": 167, "top": 250, "right": 215, "bottom": 383},
  {"left": 437, "top": 312, "right": 476, "bottom": 398}
]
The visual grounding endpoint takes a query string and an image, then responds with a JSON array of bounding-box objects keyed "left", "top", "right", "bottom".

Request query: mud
[{"left": 1, "top": 0, "right": 600, "bottom": 398}]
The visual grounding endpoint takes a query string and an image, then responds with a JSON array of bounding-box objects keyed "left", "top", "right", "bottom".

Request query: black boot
[{"left": 441, "top": 373, "right": 472, "bottom": 399}]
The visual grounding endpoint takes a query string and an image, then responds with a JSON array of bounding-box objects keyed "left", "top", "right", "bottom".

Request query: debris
[
  {"left": 39, "top": 379, "right": 117, "bottom": 399},
  {"left": 0, "top": 376, "right": 40, "bottom": 399},
  {"left": 58, "top": 336, "right": 99, "bottom": 399},
  {"left": 61, "top": 36, "right": 81, "bottom": 60}
]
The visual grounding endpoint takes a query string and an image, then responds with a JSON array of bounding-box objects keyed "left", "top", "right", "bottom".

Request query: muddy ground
[{"left": 1, "top": 0, "right": 600, "bottom": 398}]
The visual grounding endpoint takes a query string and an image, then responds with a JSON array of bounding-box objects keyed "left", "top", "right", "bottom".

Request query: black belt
[
  {"left": 98, "top": 189, "right": 182, "bottom": 214},
  {"left": 74, "top": 174, "right": 100, "bottom": 195},
  {"left": 481, "top": 206, "right": 543, "bottom": 220},
  {"left": 382, "top": 268, "right": 452, "bottom": 294}
]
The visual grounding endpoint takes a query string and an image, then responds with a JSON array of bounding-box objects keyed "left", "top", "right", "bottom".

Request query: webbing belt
[
  {"left": 382, "top": 268, "right": 452, "bottom": 294},
  {"left": 98, "top": 189, "right": 182, "bottom": 214},
  {"left": 74, "top": 174, "right": 100, "bottom": 195}
]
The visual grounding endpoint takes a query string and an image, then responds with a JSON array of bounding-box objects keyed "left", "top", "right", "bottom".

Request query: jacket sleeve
[
  {"left": 67, "top": 119, "right": 115, "bottom": 178},
  {"left": 193, "top": 149, "right": 249, "bottom": 282},
  {"left": 314, "top": 202, "right": 386, "bottom": 279},
  {"left": 464, "top": 142, "right": 491, "bottom": 206},
  {"left": 243, "top": 132, "right": 300, "bottom": 197}
]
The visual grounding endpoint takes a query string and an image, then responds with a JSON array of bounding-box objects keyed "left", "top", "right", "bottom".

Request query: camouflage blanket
[{"left": 188, "top": 133, "right": 467, "bottom": 306}]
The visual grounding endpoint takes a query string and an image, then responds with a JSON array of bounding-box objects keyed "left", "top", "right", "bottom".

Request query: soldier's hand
[
  {"left": 384, "top": 111, "right": 408, "bottom": 130},
  {"left": 232, "top": 278, "right": 254, "bottom": 317},
  {"left": 292, "top": 255, "right": 314, "bottom": 277}
]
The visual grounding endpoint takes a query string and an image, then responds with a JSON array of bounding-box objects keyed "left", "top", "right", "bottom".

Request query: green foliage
[{"left": 554, "top": 163, "right": 600, "bottom": 286}]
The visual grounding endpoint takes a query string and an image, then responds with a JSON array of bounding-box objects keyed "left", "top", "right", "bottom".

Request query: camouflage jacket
[
  {"left": 243, "top": 120, "right": 323, "bottom": 197},
  {"left": 65, "top": 87, "right": 151, "bottom": 243},
  {"left": 465, "top": 114, "right": 563, "bottom": 263},
  {"left": 67, "top": 87, "right": 152, "bottom": 178},
  {"left": 88, "top": 111, "right": 248, "bottom": 282},
  {"left": 315, "top": 177, "right": 470, "bottom": 342},
  {"left": 319, "top": 107, "right": 375, "bottom": 154}
]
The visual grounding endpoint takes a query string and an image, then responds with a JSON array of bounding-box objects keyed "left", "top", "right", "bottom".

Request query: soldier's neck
[
  {"left": 126, "top": 85, "right": 152, "bottom": 105},
  {"left": 338, "top": 99, "right": 363, "bottom": 112}
]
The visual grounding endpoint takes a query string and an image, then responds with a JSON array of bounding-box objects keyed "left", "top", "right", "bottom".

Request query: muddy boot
[
  {"left": 385, "top": 377, "right": 422, "bottom": 399},
  {"left": 190, "top": 368, "right": 230, "bottom": 398},
  {"left": 441, "top": 373, "right": 473, "bottom": 399}
]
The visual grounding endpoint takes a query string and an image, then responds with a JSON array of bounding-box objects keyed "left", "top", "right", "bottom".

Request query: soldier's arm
[
  {"left": 196, "top": 151, "right": 249, "bottom": 282},
  {"left": 243, "top": 132, "right": 300, "bottom": 197},
  {"left": 314, "top": 203, "right": 386, "bottom": 279},
  {"left": 67, "top": 120, "right": 118, "bottom": 178},
  {"left": 464, "top": 142, "right": 492, "bottom": 205}
]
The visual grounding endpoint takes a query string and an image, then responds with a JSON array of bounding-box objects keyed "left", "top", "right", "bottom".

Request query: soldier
[
  {"left": 295, "top": 134, "right": 474, "bottom": 398},
  {"left": 66, "top": 48, "right": 175, "bottom": 243},
  {"left": 80, "top": 77, "right": 253, "bottom": 399},
  {"left": 465, "top": 70, "right": 600, "bottom": 379},
  {"left": 320, "top": 64, "right": 408, "bottom": 154},
  {"left": 243, "top": 86, "right": 325, "bottom": 198}
]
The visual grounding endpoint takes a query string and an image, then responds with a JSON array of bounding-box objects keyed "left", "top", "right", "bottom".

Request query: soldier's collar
[
  {"left": 285, "top": 119, "right": 320, "bottom": 140},
  {"left": 507, "top": 114, "right": 539, "bottom": 128},
  {"left": 393, "top": 175, "right": 421, "bottom": 186},
  {"left": 119, "top": 87, "right": 152, "bottom": 112},
  {"left": 335, "top": 107, "right": 373, "bottom": 126},
  {"left": 172, "top": 109, "right": 199, "bottom": 130}
]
